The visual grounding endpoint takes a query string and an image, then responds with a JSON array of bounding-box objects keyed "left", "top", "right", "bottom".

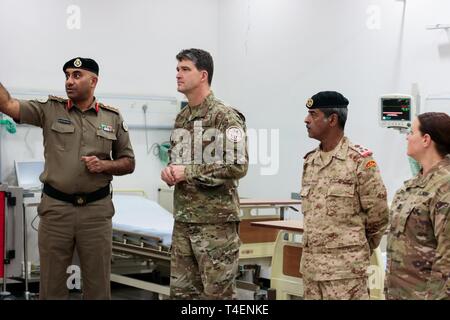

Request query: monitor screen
[
  {"left": 14, "top": 160, "right": 45, "bottom": 190},
  {"left": 381, "top": 97, "right": 411, "bottom": 121}
]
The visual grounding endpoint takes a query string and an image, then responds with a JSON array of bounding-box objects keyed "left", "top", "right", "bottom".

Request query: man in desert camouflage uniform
[
  {"left": 161, "top": 48, "right": 248, "bottom": 299},
  {"left": 300, "top": 91, "right": 389, "bottom": 300},
  {"left": 0, "top": 57, "right": 135, "bottom": 299}
]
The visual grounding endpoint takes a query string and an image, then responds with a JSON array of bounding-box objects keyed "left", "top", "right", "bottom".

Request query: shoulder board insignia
[
  {"left": 36, "top": 97, "right": 48, "bottom": 103},
  {"left": 48, "top": 95, "right": 68, "bottom": 103},
  {"left": 99, "top": 103, "right": 120, "bottom": 114},
  {"left": 231, "top": 107, "right": 246, "bottom": 122},
  {"left": 350, "top": 144, "right": 373, "bottom": 158},
  {"left": 303, "top": 149, "right": 315, "bottom": 160}
]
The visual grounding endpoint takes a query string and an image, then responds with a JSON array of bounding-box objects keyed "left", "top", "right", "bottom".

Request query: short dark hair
[
  {"left": 176, "top": 48, "right": 214, "bottom": 85},
  {"left": 418, "top": 112, "right": 450, "bottom": 157},
  {"left": 320, "top": 107, "right": 348, "bottom": 129}
]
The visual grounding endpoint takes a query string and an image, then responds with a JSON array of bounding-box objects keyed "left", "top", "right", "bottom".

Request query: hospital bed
[
  {"left": 111, "top": 192, "right": 303, "bottom": 298},
  {"left": 111, "top": 191, "right": 174, "bottom": 298}
]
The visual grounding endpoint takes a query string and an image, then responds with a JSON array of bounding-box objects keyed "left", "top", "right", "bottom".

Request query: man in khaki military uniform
[
  {"left": 161, "top": 49, "right": 248, "bottom": 299},
  {"left": 300, "top": 91, "right": 389, "bottom": 300},
  {"left": 0, "top": 57, "right": 135, "bottom": 299}
]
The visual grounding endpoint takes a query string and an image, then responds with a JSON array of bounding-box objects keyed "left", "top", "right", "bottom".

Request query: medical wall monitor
[{"left": 379, "top": 94, "right": 413, "bottom": 129}]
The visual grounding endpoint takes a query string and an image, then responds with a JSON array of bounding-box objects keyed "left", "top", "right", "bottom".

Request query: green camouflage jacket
[
  {"left": 386, "top": 157, "right": 450, "bottom": 300},
  {"left": 169, "top": 92, "right": 248, "bottom": 223}
]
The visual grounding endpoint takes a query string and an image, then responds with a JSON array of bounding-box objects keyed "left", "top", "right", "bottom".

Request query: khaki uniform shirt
[
  {"left": 19, "top": 96, "right": 134, "bottom": 194},
  {"left": 386, "top": 158, "right": 450, "bottom": 300},
  {"left": 300, "top": 136, "right": 389, "bottom": 281},
  {"left": 169, "top": 92, "right": 248, "bottom": 223}
]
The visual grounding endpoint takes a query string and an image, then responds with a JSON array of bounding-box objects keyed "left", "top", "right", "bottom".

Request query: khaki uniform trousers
[
  {"left": 37, "top": 193, "right": 114, "bottom": 299},
  {"left": 303, "top": 277, "right": 370, "bottom": 300}
]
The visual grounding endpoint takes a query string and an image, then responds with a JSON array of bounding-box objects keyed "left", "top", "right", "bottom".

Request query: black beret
[
  {"left": 63, "top": 57, "right": 99, "bottom": 75},
  {"left": 306, "top": 91, "right": 349, "bottom": 109}
]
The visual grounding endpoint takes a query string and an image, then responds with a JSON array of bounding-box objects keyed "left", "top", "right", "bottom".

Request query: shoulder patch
[
  {"left": 48, "top": 95, "right": 68, "bottom": 103},
  {"left": 226, "top": 126, "right": 245, "bottom": 143},
  {"left": 99, "top": 103, "right": 120, "bottom": 115},
  {"left": 365, "top": 160, "right": 377, "bottom": 169},
  {"left": 350, "top": 144, "right": 373, "bottom": 158}
]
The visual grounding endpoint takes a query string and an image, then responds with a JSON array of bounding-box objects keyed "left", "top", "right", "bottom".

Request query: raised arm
[{"left": 0, "top": 83, "right": 20, "bottom": 121}]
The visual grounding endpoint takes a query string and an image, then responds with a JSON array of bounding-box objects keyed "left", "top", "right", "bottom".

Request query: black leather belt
[{"left": 43, "top": 183, "right": 111, "bottom": 206}]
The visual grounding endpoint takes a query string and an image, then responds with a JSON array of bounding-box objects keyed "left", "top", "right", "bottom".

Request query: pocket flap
[
  {"left": 96, "top": 129, "right": 117, "bottom": 141},
  {"left": 327, "top": 183, "right": 355, "bottom": 197},
  {"left": 51, "top": 122, "right": 75, "bottom": 133},
  {"left": 393, "top": 202, "right": 416, "bottom": 234}
]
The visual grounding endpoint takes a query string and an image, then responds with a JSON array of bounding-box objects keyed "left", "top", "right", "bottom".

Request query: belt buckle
[{"left": 74, "top": 194, "right": 87, "bottom": 206}]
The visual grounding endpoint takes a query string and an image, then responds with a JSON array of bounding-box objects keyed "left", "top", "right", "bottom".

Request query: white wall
[
  {"left": 216, "top": 0, "right": 450, "bottom": 201},
  {"left": 0, "top": 0, "right": 219, "bottom": 200},
  {"left": 1, "top": 0, "right": 450, "bottom": 202}
]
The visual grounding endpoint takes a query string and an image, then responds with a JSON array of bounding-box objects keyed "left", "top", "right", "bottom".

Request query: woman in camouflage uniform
[{"left": 386, "top": 112, "right": 450, "bottom": 299}]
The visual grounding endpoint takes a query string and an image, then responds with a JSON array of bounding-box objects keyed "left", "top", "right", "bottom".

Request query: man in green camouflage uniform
[
  {"left": 386, "top": 148, "right": 450, "bottom": 299},
  {"left": 161, "top": 49, "right": 248, "bottom": 299},
  {"left": 300, "top": 91, "right": 389, "bottom": 299}
]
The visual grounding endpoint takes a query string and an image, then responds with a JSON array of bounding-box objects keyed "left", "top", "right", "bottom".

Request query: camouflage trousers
[
  {"left": 170, "top": 221, "right": 241, "bottom": 300},
  {"left": 303, "top": 277, "right": 370, "bottom": 300}
]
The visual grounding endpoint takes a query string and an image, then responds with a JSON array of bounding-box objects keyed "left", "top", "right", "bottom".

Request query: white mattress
[{"left": 112, "top": 194, "right": 174, "bottom": 246}]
